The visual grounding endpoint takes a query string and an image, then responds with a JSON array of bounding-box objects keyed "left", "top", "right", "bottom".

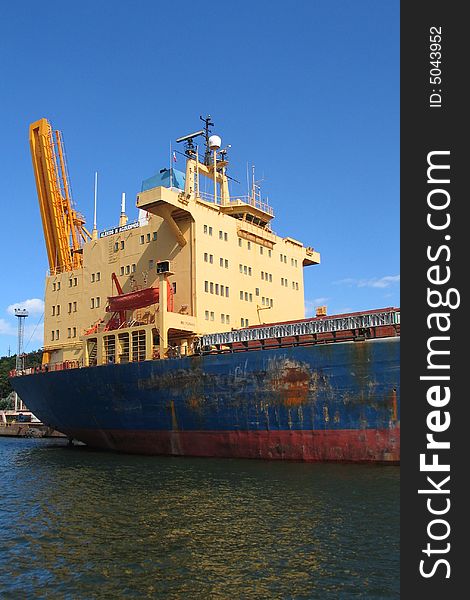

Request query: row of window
[
  {"left": 203, "top": 253, "right": 230, "bottom": 268},
  {"left": 238, "top": 290, "right": 274, "bottom": 307},
  {"left": 204, "top": 311, "right": 231, "bottom": 324},
  {"left": 203, "top": 225, "right": 229, "bottom": 242},
  {"left": 51, "top": 327, "right": 78, "bottom": 341},
  {"left": 52, "top": 302, "right": 79, "bottom": 316},
  {"left": 261, "top": 271, "right": 272, "bottom": 282},
  {"left": 140, "top": 232, "right": 157, "bottom": 244},
  {"left": 52, "top": 277, "right": 77, "bottom": 291},
  {"left": 204, "top": 281, "right": 230, "bottom": 297},
  {"left": 52, "top": 277, "right": 78, "bottom": 291},
  {"left": 203, "top": 312, "right": 250, "bottom": 328},
  {"left": 204, "top": 258, "right": 291, "bottom": 287},
  {"left": 120, "top": 264, "right": 137, "bottom": 276},
  {"left": 239, "top": 238, "right": 273, "bottom": 257}
]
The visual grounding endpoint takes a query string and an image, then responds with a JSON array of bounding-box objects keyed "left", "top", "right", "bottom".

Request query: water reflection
[{"left": 1, "top": 439, "right": 399, "bottom": 598}]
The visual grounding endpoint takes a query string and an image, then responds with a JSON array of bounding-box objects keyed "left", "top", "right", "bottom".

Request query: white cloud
[
  {"left": 7, "top": 298, "right": 45, "bottom": 316},
  {"left": 334, "top": 275, "right": 400, "bottom": 289}
]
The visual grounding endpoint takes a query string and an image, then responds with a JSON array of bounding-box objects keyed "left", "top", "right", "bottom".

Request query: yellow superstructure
[{"left": 33, "top": 118, "right": 320, "bottom": 367}]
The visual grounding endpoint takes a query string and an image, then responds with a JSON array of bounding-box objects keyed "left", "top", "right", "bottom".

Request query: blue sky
[{"left": 0, "top": 0, "right": 399, "bottom": 358}]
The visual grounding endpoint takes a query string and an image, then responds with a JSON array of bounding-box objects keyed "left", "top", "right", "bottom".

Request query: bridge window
[
  {"left": 131, "top": 330, "right": 146, "bottom": 361},
  {"left": 118, "top": 332, "right": 130, "bottom": 363},
  {"left": 104, "top": 334, "right": 116, "bottom": 363}
]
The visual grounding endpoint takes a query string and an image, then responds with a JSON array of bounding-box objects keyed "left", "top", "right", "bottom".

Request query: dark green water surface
[{"left": 0, "top": 438, "right": 399, "bottom": 599}]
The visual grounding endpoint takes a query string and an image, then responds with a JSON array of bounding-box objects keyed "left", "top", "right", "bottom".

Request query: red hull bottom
[{"left": 63, "top": 428, "right": 400, "bottom": 463}]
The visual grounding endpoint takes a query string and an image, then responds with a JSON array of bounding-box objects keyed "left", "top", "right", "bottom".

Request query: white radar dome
[{"left": 209, "top": 135, "right": 222, "bottom": 150}]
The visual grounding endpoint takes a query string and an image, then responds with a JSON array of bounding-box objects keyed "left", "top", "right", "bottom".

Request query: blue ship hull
[{"left": 10, "top": 337, "right": 400, "bottom": 462}]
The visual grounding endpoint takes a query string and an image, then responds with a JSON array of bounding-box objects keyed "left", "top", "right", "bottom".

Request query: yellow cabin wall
[{"left": 43, "top": 184, "right": 320, "bottom": 365}]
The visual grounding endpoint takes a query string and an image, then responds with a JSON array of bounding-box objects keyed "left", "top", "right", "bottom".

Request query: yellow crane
[{"left": 29, "top": 118, "right": 91, "bottom": 273}]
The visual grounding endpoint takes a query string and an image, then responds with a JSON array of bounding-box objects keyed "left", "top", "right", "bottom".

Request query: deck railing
[{"left": 200, "top": 309, "right": 400, "bottom": 348}]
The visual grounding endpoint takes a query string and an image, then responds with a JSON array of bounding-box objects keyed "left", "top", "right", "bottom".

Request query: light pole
[{"left": 14, "top": 308, "right": 28, "bottom": 411}]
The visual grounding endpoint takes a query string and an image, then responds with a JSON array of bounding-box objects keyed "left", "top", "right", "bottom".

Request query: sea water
[{"left": 0, "top": 438, "right": 399, "bottom": 599}]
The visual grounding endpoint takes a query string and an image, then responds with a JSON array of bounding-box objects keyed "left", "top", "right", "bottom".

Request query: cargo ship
[{"left": 10, "top": 116, "right": 400, "bottom": 462}]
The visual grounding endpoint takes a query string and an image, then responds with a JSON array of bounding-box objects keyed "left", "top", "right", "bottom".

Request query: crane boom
[{"left": 29, "top": 118, "right": 90, "bottom": 273}]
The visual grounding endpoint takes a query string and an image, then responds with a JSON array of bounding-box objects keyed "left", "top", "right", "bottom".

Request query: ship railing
[
  {"left": 229, "top": 195, "right": 274, "bottom": 216},
  {"left": 199, "top": 309, "right": 400, "bottom": 348},
  {"left": 10, "top": 360, "right": 81, "bottom": 377},
  {"left": 197, "top": 191, "right": 274, "bottom": 216}
]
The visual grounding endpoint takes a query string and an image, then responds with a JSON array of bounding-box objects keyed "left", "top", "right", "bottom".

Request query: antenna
[
  {"left": 200, "top": 115, "right": 214, "bottom": 165},
  {"left": 92, "top": 172, "right": 98, "bottom": 240},
  {"left": 176, "top": 129, "right": 205, "bottom": 158},
  {"left": 119, "top": 192, "right": 128, "bottom": 227}
]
